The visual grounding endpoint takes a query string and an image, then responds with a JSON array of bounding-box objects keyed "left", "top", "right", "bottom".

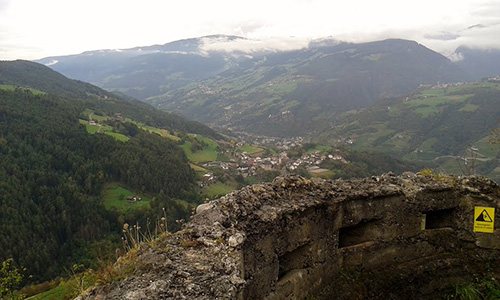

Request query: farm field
[
  {"left": 0, "top": 84, "right": 45, "bottom": 95},
  {"left": 237, "top": 144, "right": 265, "bottom": 156},
  {"left": 203, "top": 182, "right": 238, "bottom": 199},
  {"left": 79, "top": 119, "right": 130, "bottom": 141},
  {"left": 181, "top": 135, "right": 218, "bottom": 163},
  {"left": 100, "top": 183, "right": 151, "bottom": 212}
]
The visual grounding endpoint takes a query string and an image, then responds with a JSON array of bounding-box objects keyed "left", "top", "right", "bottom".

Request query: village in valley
[
  {"left": 82, "top": 109, "right": 351, "bottom": 198},
  {"left": 197, "top": 134, "right": 349, "bottom": 192}
]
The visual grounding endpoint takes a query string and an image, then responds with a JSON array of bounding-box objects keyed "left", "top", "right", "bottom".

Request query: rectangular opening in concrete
[
  {"left": 338, "top": 219, "right": 379, "bottom": 248},
  {"left": 423, "top": 208, "right": 456, "bottom": 229},
  {"left": 278, "top": 243, "right": 310, "bottom": 281}
]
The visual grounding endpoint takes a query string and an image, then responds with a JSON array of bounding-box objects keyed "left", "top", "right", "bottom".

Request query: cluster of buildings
[
  {"left": 237, "top": 151, "right": 289, "bottom": 176},
  {"left": 487, "top": 76, "right": 500, "bottom": 83},
  {"left": 186, "top": 85, "right": 224, "bottom": 97},
  {"left": 201, "top": 150, "right": 288, "bottom": 179},
  {"left": 198, "top": 143, "right": 348, "bottom": 184},
  {"left": 288, "top": 151, "right": 347, "bottom": 171},
  {"left": 126, "top": 196, "right": 142, "bottom": 202}
]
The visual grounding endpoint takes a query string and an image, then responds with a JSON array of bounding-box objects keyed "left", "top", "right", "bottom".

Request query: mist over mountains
[
  {"left": 453, "top": 46, "right": 500, "bottom": 79},
  {"left": 36, "top": 35, "right": 248, "bottom": 99},
  {"left": 36, "top": 36, "right": 471, "bottom": 99},
  {"left": 147, "top": 38, "right": 468, "bottom": 136},
  {"left": 37, "top": 35, "right": 500, "bottom": 137}
]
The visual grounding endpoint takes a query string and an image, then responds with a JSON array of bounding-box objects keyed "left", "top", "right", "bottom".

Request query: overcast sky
[{"left": 1, "top": 0, "right": 499, "bottom": 60}]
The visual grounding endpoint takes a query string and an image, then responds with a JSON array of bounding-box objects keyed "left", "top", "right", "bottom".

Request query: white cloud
[
  {"left": 0, "top": 0, "right": 500, "bottom": 60},
  {"left": 424, "top": 32, "right": 460, "bottom": 41},
  {"left": 44, "top": 59, "right": 58, "bottom": 66},
  {"left": 448, "top": 52, "right": 464, "bottom": 62},
  {"left": 199, "top": 36, "right": 310, "bottom": 54}
]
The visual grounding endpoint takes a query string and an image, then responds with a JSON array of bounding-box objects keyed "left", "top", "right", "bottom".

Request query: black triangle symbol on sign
[{"left": 476, "top": 209, "right": 493, "bottom": 222}]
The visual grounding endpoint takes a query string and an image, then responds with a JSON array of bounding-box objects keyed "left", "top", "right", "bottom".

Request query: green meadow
[
  {"left": 237, "top": 144, "right": 265, "bottom": 156},
  {"left": 203, "top": 182, "right": 238, "bottom": 199},
  {"left": 100, "top": 183, "right": 151, "bottom": 212},
  {"left": 79, "top": 119, "right": 130, "bottom": 141},
  {"left": 181, "top": 135, "right": 218, "bottom": 163}
]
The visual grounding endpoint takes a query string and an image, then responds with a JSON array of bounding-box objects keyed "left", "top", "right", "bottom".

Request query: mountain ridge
[
  {"left": 35, "top": 37, "right": 472, "bottom": 137},
  {"left": 0, "top": 60, "right": 222, "bottom": 139},
  {"left": 146, "top": 38, "right": 467, "bottom": 136}
]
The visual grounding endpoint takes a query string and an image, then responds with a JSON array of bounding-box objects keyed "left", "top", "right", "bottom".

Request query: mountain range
[
  {"left": 30, "top": 36, "right": 500, "bottom": 180},
  {"left": 36, "top": 35, "right": 499, "bottom": 137},
  {"left": 33, "top": 36, "right": 500, "bottom": 181},
  {"left": 147, "top": 38, "right": 467, "bottom": 136},
  {"left": 36, "top": 35, "right": 245, "bottom": 100}
]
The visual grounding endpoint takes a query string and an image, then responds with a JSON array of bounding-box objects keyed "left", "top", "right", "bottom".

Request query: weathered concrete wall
[
  {"left": 238, "top": 174, "right": 500, "bottom": 299},
  {"left": 84, "top": 173, "right": 500, "bottom": 300}
]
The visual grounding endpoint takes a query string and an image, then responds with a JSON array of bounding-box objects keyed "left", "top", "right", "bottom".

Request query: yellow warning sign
[{"left": 474, "top": 206, "right": 495, "bottom": 233}]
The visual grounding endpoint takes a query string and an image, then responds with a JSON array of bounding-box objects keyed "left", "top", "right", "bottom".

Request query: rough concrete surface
[{"left": 83, "top": 173, "right": 500, "bottom": 299}]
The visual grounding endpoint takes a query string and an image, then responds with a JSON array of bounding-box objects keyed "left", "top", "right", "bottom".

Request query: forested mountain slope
[
  {"left": 0, "top": 61, "right": 218, "bottom": 282},
  {"left": 0, "top": 60, "right": 222, "bottom": 139}
]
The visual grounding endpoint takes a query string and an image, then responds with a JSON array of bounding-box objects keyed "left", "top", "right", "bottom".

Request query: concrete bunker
[
  {"left": 422, "top": 208, "right": 456, "bottom": 229},
  {"left": 238, "top": 176, "right": 500, "bottom": 299},
  {"left": 338, "top": 219, "right": 381, "bottom": 248},
  {"left": 84, "top": 174, "right": 500, "bottom": 300},
  {"left": 278, "top": 242, "right": 312, "bottom": 280}
]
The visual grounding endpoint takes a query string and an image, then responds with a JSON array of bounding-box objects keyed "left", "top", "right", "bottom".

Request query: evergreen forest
[{"left": 0, "top": 87, "right": 200, "bottom": 282}]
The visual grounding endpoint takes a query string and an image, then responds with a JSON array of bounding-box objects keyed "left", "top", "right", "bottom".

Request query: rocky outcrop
[{"left": 84, "top": 173, "right": 500, "bottom": 299}]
